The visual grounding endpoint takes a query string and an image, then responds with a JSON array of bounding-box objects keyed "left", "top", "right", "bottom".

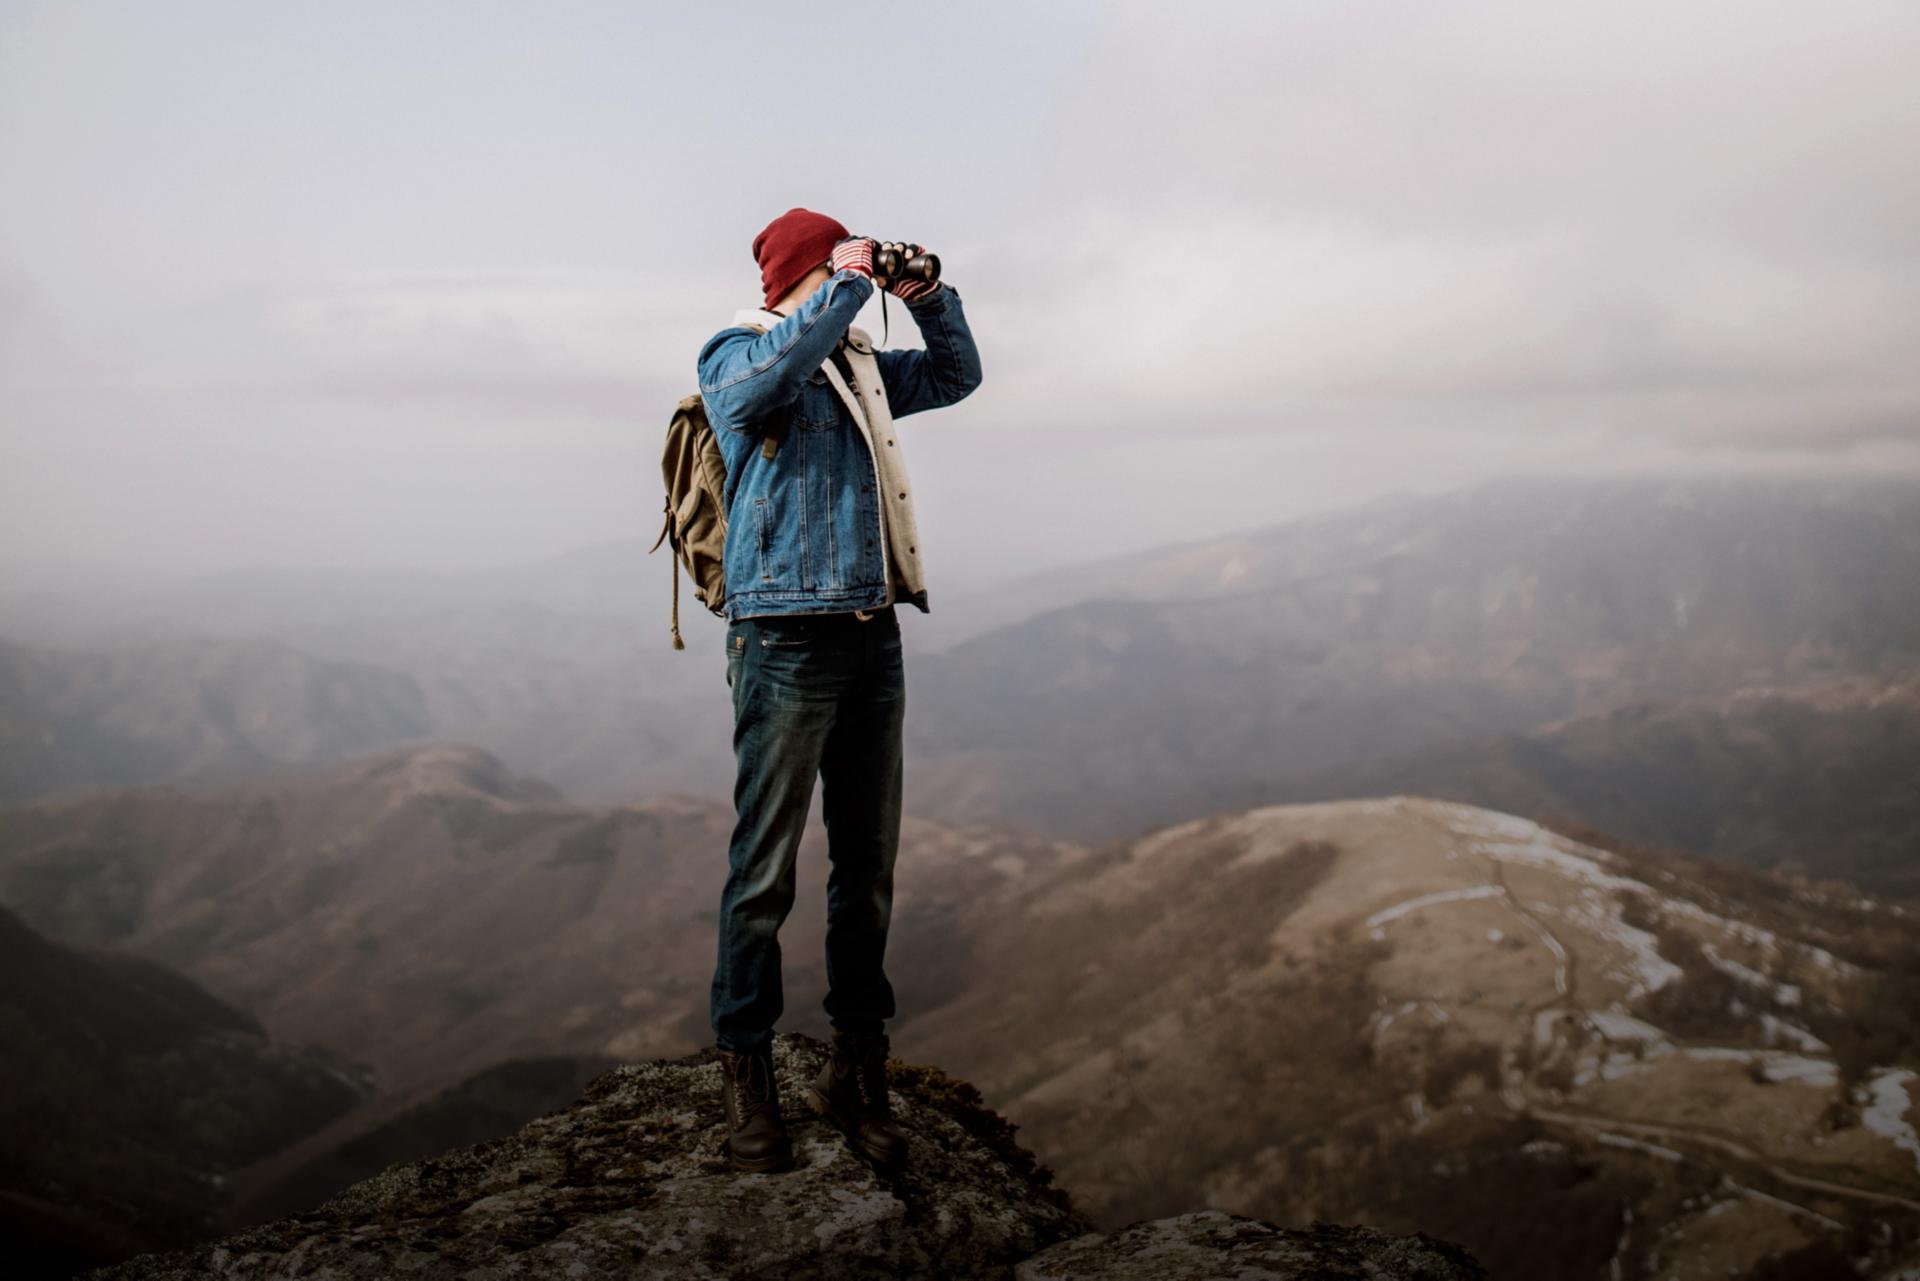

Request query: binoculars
[{"left": 869, "top": 239, "right": 941, "bottom": 285}]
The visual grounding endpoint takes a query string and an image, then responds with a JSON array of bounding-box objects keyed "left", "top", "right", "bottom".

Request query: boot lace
[
  {"left": 854, "top": 1044, "right": 893, "bottom": 1118},
  {"left": 732, "top": 1050, "right": 775, "bottom": 1120}
]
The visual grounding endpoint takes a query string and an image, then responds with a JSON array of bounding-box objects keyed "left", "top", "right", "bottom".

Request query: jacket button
[
  {"left": 886, "top": 439, "right": 894, "bottom": 446},
  {"left": 898, "top": 491, "right": 906, "bottom": 499}
]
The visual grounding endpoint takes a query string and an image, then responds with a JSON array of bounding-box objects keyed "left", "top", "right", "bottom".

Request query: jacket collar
[
  {"left": 733, "top": 306, "right": 785, "bottom": 330},
  {"left": 731, "top": 307, "right": 874, "bottom": 353}
]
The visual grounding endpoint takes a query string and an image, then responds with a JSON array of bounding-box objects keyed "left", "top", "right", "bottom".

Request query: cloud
[
  {"left": 959, "top": 202, "right": 1920, "bottom": 451},
  {"left": 3, "top": 1, "right": 1918, "bottom": 573},
  {"left": 949, "top": 0, "right": 1920, "bottom": 451}
]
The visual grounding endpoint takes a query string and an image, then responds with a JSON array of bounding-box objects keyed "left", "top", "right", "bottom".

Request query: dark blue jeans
[{"left": 711, "top": 605, "right": 905, "bottom": 1054}]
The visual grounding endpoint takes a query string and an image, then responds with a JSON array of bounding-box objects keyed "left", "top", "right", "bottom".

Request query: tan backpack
[{"left": 648, "top": 325, "right": 777, "bottom": 649}]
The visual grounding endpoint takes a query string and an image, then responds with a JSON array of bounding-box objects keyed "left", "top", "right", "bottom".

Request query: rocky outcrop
[{"left": 84, "top": 1032, "right": 1485, "bottom": 1280}]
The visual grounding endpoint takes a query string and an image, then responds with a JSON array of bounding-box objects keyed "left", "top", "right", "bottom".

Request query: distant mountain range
[
  {"left": 1239, "top": 666, "right": 1920, "bottom": 899},
  {"left": 900, "top": 474, "right": 1920, "bottom": 852},
  {"left": 4, "top": 473, "right": 1913, "bottom": 898},
  {"left": 0, "top": 633, "right": 431, "bottom": 803}
]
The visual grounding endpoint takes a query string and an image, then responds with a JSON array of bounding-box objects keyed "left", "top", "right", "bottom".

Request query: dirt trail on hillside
[{"left": 1529, "top": 1103, "right": 1920, "bottom": 1215}]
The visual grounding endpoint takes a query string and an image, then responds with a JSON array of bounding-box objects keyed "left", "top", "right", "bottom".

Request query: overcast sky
[{"left": 3, "top": 0, "right": 1917, "bottom": 583}]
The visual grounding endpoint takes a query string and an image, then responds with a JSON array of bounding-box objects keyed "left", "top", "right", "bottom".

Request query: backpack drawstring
[{"left": 669, "top": 546, "right": 684, "bottom": 649}]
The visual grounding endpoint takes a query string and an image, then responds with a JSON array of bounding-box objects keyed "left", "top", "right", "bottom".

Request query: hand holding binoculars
[
  {"left": 871, "top": 240, "right": 940, "bottom": 285},
  {"left": 833, "top": 235, "right": 939, "bottom": 285}
]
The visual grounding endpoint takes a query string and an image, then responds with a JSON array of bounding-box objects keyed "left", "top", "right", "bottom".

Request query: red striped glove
[
  {"left": 880, "top": 242, "right": 941, "bottom": 302},
  {"left": 830, "top": 236, "right": 876, "bottom": 279}
]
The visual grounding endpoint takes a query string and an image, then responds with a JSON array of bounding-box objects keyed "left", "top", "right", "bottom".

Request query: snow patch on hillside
[
  {"left": 1656, "top": 894, "right": 1854, "bottom": 979},
  {"left": 1757, "top": 1013, "right": 1828, "bottom": 1054},
  {"left": 1427, "top": 804, "right": 1685, "bottom": 999},
  {"left": 1700, "top": 941, "right": 1802, "bottom": 1007},
  {"left": 1861, "top": 1068, "right": 1920, "bottom": 1177}
]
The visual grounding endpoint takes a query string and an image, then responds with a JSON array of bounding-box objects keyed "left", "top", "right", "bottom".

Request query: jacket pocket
[
  {"left": 754, "top": 497, "right": 772, "bottom": 581},
  {"left": 796, "top": 370, "right": 838, "bottom": 431}
]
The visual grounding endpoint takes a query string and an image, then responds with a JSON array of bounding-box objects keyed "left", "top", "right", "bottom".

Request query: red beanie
[{"left": 752, "top": 207, "right": 850, "bottom": 309}]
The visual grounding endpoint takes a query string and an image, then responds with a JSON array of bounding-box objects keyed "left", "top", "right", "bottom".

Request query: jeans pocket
[
  {"left": 756, "top": 613, "right": 828, "bottom": 650},
  {"left": 758, "top": 628, "right": 813, "bottom": 649}
]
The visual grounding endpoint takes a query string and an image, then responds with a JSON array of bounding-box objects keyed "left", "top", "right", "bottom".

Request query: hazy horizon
[
  {"left": 6, "top": 1, "right": 1918, "bottom": 579},
  {"left": 5, "top": 467, "right": 1914, "bottom": 597}
]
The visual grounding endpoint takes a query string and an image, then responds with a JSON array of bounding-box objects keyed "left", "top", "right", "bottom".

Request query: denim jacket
[{"left": 695, "top": 269, "right": 982, "bottom": 621}]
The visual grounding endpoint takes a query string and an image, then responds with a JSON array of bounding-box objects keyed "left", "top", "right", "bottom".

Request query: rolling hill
[{"left": 896, "top": 795, "right": 1920, "bottom": 1279}]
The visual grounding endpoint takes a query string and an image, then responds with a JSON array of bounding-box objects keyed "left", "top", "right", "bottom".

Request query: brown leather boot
[
  {"left": 807, "top": 1027, "right": 907, "bottom": 1173},
  {"left": 717, "top": 1044, "right": 793, "bottom": 1172}
]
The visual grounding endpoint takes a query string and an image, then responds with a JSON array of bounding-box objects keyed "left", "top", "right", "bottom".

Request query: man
[{"left": 695, "top": 207, "right": 982, "bottom": 1173}]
